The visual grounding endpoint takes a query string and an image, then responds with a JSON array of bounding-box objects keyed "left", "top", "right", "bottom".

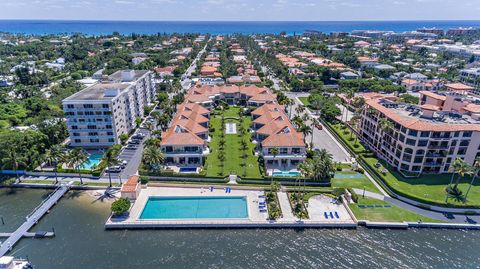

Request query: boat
[{"left": 0, "top": 256, "right": 34, "bottom": 269}]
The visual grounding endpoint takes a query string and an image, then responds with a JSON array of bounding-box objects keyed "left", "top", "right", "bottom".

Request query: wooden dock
[{"left": 0, "top": 182, "right": 70, "bottom": 256}]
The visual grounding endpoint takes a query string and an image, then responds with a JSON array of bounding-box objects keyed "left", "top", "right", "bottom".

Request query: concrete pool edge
[{"left": 138, "top": 195, "right": 250, "bottom": 220}]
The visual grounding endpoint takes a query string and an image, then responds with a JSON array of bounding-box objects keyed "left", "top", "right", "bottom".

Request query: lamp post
[{"left": 363, "top": 186, "right": 366, "bottom": 198}]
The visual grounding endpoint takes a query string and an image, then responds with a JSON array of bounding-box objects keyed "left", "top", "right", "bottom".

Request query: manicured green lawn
[
  {"left": 203, "top": 107, "right": 262, "bottom": 178},
  {"left": 332, "top": 172, "right": 380, "bottom": 194},
  {"left": 349, "top": 197, "right": 444, "bottom": 223},
  {"left": 363, "top": 156, "right": 480, "bottom": 207},
  {"left": 298, "top": 96, "right": 310, "bottom": 107},
  {"left": 328, "top": 122, "right": 366, "bottom": 154}
]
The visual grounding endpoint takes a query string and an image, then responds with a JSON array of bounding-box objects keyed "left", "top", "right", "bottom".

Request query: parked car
[
  {"left": 106, "top": 166, "right": 122, "bottom": 173},
  {"left": 315, "top": 123, "right": 323, "bottom": 130},
  {"left": 128, "top": 139, "right": 141, "bottom": 145},
  {"left": 125, "top": 144, "right": 138, "bottom": 150}
]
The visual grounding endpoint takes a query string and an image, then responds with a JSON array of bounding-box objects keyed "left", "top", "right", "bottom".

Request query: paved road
[
  {"left": 181, "top": 40, "right": 209, "bottom": 90},
  {"left": 286, "top": 92, "right": 351, "bottom": 163}
]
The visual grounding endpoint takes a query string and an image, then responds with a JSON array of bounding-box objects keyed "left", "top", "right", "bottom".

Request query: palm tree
[
  {"left": 295, "top": 105, "right": 305, "bottom": 115},
  {"left": 67, "top": 148, "right": 88, "bottom": 185},
  {"left": 446, "top": 158, "right": 472, "bottom": 202},
  {"left": 2, "top": 148, "right": 25, "bottom": 181},
  {"left": 43, "top": 145, "right": 65, "bottom": 184},
  {"left": 299, "top": 124, "right": 313, "bottom": 145},
  {"left": 378, "top": 118, "right": 394, "bottom": 134},
  {"left": 103, "top": 146, "right": 121, "bottom": 187},
  {"left": 464, "top": 158, "right": 480, "bottom": 201},
  {"left": 142, "top": 146, "right": 165, "bottom": 174},
  {"left": 270, "top": 147, "right": 279, "bottom": 184}
]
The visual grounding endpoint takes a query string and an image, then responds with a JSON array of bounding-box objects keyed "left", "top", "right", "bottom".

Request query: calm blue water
[
  {"left": 1, "top": 20, "right": 480, "bottom": 35},
  {"left": 139, "top": 196, "right": 248, "bottom": 219},
  {"left": 77, "top": 153, "right": 103, "bottom": 170}
]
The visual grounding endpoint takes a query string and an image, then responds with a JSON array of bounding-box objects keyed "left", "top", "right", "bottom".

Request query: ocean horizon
[{"left": 0, "top": 20, "right": 480, "bottom": 35}]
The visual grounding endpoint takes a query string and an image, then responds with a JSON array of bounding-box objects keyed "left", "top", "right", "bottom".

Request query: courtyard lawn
[
  {"left": 332, "top": 172, "right": 381, "bottom": 194},
  {"left": 363, "top": 156, "right": 480, "bottom": 208},
  {"left": 349, "top": 197, "right": 444, "bottom": 223},
  {"left": 298, "top": 96, "right": 310, "bottom": 107},
  {"left": 328, "top": 122, "right": 366, "bottom": 154},
  {"left": 203, "top": 107, "right": 262, "bottom": 179}
]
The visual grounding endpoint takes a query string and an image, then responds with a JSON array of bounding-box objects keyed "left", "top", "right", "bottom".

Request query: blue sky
[{"left": 2, "top": 0, "right": 480, "bottom": 21}]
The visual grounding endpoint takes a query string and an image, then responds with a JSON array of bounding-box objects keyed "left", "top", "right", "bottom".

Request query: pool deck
[{"left": 105, "top": 186, "right": 357, "bottom": 229}]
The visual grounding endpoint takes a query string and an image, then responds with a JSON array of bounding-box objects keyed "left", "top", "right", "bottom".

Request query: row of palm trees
[
  {"left": 42, "top": 145, "right": 122, "bottom": 186},
  {"left": 446, "top": 157, "right": 480, "bottom": 202}
]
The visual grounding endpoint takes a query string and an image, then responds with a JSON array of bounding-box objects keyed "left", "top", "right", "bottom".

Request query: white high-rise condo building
[{"left": 63, "top": 70, "right": 155, "bottom": 148}]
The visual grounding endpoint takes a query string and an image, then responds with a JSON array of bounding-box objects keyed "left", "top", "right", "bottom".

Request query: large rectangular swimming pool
[{"left": 139, "top": 196, "right": 248, "bottom": 220}]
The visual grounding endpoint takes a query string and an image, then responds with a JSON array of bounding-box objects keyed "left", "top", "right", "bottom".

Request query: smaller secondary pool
[
  {"left": 179, "top": 167, "right": 197, "bottom": 173},
  {"left": 140, "top": 196, "right": 248, "bottom": 219},
  {"left": 273, "top": 171, "right": 301, "bottom": 177},
  {"left": 77, "top": 153, "right": 103, "bottom": 170},
  {"left": 334, "top": 173, "right": 365, "bottom": 179}
]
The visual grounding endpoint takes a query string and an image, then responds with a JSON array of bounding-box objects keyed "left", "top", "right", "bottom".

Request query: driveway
[{"left": 286, "top": 92, "right": 351, "bottom": 163}]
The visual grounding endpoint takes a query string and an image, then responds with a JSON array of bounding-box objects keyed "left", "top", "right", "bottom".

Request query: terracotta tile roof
[
  {"left": 262, "top": 131, "right": 305, "bottom": 147},
  {"left": 121, "top": 175, "right": 139, "bottom": 193},
  {"left": 445, "top": 83, "right": 474, "bottom": 91},
  {"left": 420, "top": 104, "right": 441, "bottom": 111},
  {"left": 419, "top": 91, "right": 447, "bottom": 101},
  {"left": 366, "top": 98, "right": 480, "bottom": 132},
  {"left": 463, "top": 104, "right": 480, "bottom": 113},
  {"left": 161, "top": 125, "right": 205, "bottom": 145}
]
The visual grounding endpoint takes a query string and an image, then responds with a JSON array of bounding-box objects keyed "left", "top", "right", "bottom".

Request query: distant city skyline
[{"left": 1, "top": 0, "right": 480, "bottom": 21}]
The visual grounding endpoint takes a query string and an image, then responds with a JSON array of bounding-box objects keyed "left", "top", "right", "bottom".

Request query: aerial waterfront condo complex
[
  {"left": 63, "top": 70, "right": 155, "bottom": 147},
  {"left": 359, "top": 90, "right": 480, "bottom": 175},
  {"left": 160, "top": 84, "right": 306, "bottom": 172}
]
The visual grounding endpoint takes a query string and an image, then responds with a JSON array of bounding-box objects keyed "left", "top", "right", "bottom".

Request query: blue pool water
[
  {"left": 77, "top": 153, "right": 103, "bottom": 170},
  {"left": 179, "top": 167, "right": 197, "bottom": 173},
  {"left": 334, "top": 173, "right": 366, "bottom": 179},
  {"left": 139, "top": 196, "right": 248, "bottom": 219},
  {"left": 273, "top": 171, "right": 301, "bottom": 177}
]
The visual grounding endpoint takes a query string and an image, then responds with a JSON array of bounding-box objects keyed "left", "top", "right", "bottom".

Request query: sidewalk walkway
[{"left": 277, "top": 192, "right": 296, "bottom": 221}]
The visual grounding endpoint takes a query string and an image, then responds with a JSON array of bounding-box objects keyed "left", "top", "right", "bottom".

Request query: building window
[
  {"left": 83, "top": 104, "right": 93, "bottom": 108},
  {"left": 102, "top": 104, "right": 109, "bottom": 108},
  {"left": 406, "top": 138, "right": 416, "bottom": 146},
  {"left": 67, "top": 104, "right": 74, "bottom": 109},
  {"left": 463, "top": 131, "right": 473, "bottom": 137},
  {"left": 408, "top": 130, "right": 418, "bottom": 137},
  {"left": 460, "top": 140, "right": 470, "bottom": 147},
  {"left": 71, "top": 126, "right": 78, "bottom": 129},
  {"left": 418, "top": 140, "right": 428, "bottom": 147},
  {"left": 74, "top": 139, "right": 81, "bottom": 143},
  {"left": 420, "top": 131, "right": 430, "bottom": 137}
]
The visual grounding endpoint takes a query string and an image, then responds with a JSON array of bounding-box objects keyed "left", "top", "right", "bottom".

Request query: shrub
[
  {"left": 332, "top": 188, "right": 345, "bottom": 198},
  {"left": 356, "top": 167, "right": 364, "bottom": 174},
  {"left": 347, "top": 188, "right": 359, "bottom": 203},
  {"left": 111, "top": 198, "right": 131, "bottom": 215},
  {"left": 140, "top": 176, "right": 149, "bottom": 184}
]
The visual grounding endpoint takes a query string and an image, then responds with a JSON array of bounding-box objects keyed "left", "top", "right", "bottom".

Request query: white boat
[{"left": 0, "top": 256, "right": 34, "bottom": 269}]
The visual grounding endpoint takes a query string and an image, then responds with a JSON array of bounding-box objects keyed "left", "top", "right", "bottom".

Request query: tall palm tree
[
  {"left": 2, "top": 148, "right": 25, "bottom": 181},
  {"left": 295, "top": 105, "right": 305, "bottom": 115},
  {"left": 446, "top": 158, "right": 472, "bottom": 202},
  {"left": 67, "top": 148, "right": 88, "bottom": 185},
  {"left": 103, "top": 146, "right": 121, "bottom": 187},
  {"left": 299, "top": 124, "right": 313, "bottom": 145},
  {"left": 142, "top": 146, "right": 165, "bottom": 174},
  {"left": 43, "top": 145, "right": 65, "bottom": 184},
  {"left": 464, "top": 158, "right": 480, "bottom": 201}
]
